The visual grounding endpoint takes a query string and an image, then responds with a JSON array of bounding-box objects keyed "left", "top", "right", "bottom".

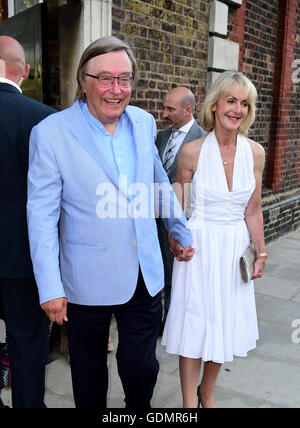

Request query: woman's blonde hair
[{"left": 199, "top": 71, "right": 257, "bottom": 136}]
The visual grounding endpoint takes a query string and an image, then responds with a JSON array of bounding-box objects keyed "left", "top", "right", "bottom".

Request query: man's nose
[{"left": 110, "top": 79, "right": 122, "bottom": 94}]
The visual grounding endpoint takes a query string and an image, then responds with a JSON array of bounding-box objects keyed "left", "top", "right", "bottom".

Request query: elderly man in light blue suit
[{"left": 27, "top": 36, "right": 194, "bottom": 409}]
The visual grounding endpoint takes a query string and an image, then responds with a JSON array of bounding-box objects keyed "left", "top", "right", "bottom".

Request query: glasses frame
[{"left": 85, "top": 73, "right": 133, "bottom": 89}]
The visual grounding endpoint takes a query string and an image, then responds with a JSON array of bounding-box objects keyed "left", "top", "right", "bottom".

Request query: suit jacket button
[{"left": 133, "top": 240, "right": 138, "bottom": 246}]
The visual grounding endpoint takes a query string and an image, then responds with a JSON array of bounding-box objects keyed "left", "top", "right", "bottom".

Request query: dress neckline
[{"left": 213, "top": 130, "right": 239, "bottom": 193}]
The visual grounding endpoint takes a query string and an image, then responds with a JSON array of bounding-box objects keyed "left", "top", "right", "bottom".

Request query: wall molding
[{"left": 207, "top": 0, "right": 242, "bottom": 88}]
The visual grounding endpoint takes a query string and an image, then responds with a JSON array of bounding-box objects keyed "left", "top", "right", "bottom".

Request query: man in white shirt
[{"left": 156, "top": 87, "right": 207, "bottom": 331}]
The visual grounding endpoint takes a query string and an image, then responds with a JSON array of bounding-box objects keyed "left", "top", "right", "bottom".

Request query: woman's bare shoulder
[
  {"left": 181, "top": 135, "right": 207, "bottom": 158},
  {"left": 246, "top": 137, "right": 265, "bottom": 169},
  {"left": 247, "top": 137, "right": 265, "bottom": 155},
  {"left": 178, "top": 135, "right": 207, "bottom": 173}
]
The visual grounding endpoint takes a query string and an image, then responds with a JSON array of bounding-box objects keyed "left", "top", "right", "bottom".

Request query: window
[{"left": 8, "top": 0, "right": 43, "bottom": 17}]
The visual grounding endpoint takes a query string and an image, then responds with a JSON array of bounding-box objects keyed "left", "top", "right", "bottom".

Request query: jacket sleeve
[{"left": 27, "top": 125, "right": 66, "bottom": 304}]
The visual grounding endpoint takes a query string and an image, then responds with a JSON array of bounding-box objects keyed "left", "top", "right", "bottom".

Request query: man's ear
[
  {"left": 24, "top": 63, "right": 30, "bottom": 81},
  {"left": 186, "top": 105, "right": 193, "bottom": 115}
]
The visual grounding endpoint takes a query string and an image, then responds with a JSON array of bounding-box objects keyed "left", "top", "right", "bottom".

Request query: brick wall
[
  {"left": 3, "top": 0, "right": 297, "bottom": 242},
  {"left": 266, "top": 0, "right": 299, "bottom": 193},
  {"left": 112, "top": 0, "right": 210, "bottom": 128},
  {"left": 42, "top": 0, "right": 300, "bottom": 241},
  {"left": 289, "top": 0, "right": 300, "bottom": 191},
  {"left": 228, "top": 0, "right": 246, "bottom": 72},
  {"left": 229, "top": 0, "right": 279, "bottom": 164},
  {"left": 228, "top": 0, "right": 300, "bottom": 241},
  {"left": 263, "top": 195, "right": 300, "bottom": 243},
  {"left": 238, "top": 0, "right": 300, "bottom": 197}
]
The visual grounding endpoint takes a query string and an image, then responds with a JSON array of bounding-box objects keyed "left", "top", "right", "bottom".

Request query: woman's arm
[
  {"left": 174, "top": 138, "right": 203, "bottom": 210},
  {"left": 169, "top": 138, "right": 203, "bottom": 260},
  {"left": 244, "top": 140, "right": 267, "bottom": 279}
]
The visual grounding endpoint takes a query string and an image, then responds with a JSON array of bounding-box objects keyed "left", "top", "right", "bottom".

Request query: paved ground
[{"left": 1, "top": 228, "right": 300, "bottom": 408}]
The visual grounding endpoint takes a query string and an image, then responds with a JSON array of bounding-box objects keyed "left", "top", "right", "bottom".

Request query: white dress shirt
[{"left": 162, "top": 118, "right": 195, "bottom": 163}]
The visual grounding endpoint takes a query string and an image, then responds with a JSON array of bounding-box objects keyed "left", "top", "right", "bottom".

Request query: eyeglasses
[{"left": 85, "top": 73, "right": 133, "bottom": 88}]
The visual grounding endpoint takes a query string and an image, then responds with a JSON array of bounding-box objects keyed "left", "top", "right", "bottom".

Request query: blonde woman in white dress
[{"left": 162, "top": 72, "right": 267, "bottom": 408}]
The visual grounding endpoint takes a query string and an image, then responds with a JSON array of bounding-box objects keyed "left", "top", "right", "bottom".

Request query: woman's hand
[
  {"left": 251, "top": 256, "right": 267, "bottom": 280},
  {"left": 169, "top": 234, "right": 195, "bottom": 262}
]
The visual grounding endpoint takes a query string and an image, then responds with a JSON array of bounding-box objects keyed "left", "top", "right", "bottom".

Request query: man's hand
[
  {"left": 41, "top": 297, "right": 68, "bottom": 325},
  {"left": 169, "top": 234, "right": 195, "bottom": 261}
]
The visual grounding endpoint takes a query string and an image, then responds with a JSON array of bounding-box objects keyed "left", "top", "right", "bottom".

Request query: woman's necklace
[
  {"left": 221, "top": 142, "right": 236, "bottom": 165},
  {"left": 217, "top": 133, "right": 237, "bottom": 166}
]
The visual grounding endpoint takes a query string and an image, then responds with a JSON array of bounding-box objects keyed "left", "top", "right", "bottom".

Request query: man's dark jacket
[{"left": 0, "top": 82, "right": 56, "bottom": 278}]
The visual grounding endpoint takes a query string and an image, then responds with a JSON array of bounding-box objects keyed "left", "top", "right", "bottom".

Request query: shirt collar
[
  {"left": 81, "top": 100, "right": 126, "bottom": 136},
  {"left": 177, "top": 117, "right": 195, "bottom": 134},
  {"left": 0, "top": 77, "right": 22, "bottom": 93}
]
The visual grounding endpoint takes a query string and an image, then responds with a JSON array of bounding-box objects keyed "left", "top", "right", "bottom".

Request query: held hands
[
  {"left": 169, "top": 234, "right": 195, "bottom": 262},
  {"left": 41, "top": 297, "right": 68, "bottom": 325}
]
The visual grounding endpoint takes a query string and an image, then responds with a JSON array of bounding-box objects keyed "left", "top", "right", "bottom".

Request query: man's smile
[{"left": 105, "top": 98, "right": 121, "bottom": 105}]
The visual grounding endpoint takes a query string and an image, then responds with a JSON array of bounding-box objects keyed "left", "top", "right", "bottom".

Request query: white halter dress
[{"left": 162, "top": 131, "right": 259, "bottom": 363}]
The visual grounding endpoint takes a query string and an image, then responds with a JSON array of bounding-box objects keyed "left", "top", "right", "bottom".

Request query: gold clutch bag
[{"left": 239, "top": 245, "right": 256, "bottom": 283}]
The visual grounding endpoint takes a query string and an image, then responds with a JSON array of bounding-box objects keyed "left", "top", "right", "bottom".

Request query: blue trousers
[{"left": 66, "top": 269, "right": 162, "bottom": 408}]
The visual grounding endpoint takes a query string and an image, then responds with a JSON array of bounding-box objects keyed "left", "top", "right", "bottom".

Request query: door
[{"left": 0, "top": 3, "right": 47, "bottom": 102}]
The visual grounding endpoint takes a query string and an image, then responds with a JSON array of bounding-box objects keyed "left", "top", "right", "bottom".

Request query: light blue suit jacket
[{"left": 27, "top": 100, "right": 193, "bottom": 306}]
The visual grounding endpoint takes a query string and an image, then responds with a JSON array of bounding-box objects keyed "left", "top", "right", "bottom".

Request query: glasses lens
[
  {"left": 119, "top": 77, "right": 132, "bottom": 88},
  {"left": 99, "top": 76, "right": 113, "bottom": 87},
  {"left": 98, "top": 75, "right": 132, "bottom": 88}
]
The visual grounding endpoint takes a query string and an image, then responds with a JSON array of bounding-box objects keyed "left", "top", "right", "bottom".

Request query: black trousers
[
  {"left": 66, "top": 270, "right": 162, "bottom": 408},
  {"left": 156, "top": 219, "right": 174, "bottom": 325},
  {"left": 0, "top": 278, "right": 50, "bottom": 408}
]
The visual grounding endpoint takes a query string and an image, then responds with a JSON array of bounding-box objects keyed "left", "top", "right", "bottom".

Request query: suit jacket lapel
[
  {"left": 66, "top": 101, "right": 120, "bottom": 189},
  {"left": 167, "top": 121, "right": 200, "bottom": 179},
  {"left": 126, "top": 108, "right": 145, "bottom": 184},
  {"left": 183, "top": 121, "right": 200, "bottom": 144},
  {"left": 159, "top": 128, "right": 172, "bottom": 159}
]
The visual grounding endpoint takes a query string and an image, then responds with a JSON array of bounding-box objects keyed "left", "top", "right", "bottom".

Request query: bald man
[
  {"left": 0, "top": 36, "right": 56, "bottom": 407},
  {"left": 156, "top": 87, "right": 206, "bottom": 331}
]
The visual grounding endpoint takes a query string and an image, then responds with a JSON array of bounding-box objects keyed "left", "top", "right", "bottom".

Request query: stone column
[
  {"left": 206, "top": 0, "right": 241, "bottom": 89},
  {"left": 59, "top": 0, "right": 112, "bottom": 109}
]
